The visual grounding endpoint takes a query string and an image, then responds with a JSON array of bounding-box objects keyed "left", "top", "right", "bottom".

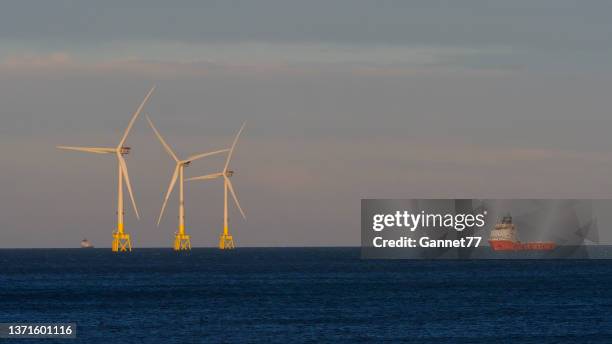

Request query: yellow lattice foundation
[
  {"left": 112, "top": 226, "right": 132, "bottom": 252},
  {"left": 174, "top": 232, "right": 191, "bottom": 251},
  {"left": 219, "top": 230, "right": 235, "bottom": 250}
]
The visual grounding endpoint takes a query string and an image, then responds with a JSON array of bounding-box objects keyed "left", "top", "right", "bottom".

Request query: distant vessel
[
  {"left": 80, "top": 239, "right": 94, "bottom": 249},
  {"left": 489, "top": 214, "right": 555, "bottom": 251}
]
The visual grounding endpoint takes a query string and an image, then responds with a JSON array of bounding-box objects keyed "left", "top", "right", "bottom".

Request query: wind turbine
[
  {"left": 57, "top": 86, "right": 155, "bottom": 252},
  {"left": 187, "top": 122, "right": 246, "bottom": 249},
  {"left": 146, "top": 115, "right": 229, "bottom": 250}
]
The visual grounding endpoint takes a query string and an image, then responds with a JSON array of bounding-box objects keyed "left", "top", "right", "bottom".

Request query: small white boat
[{"left": 80, "top": 239, "right": 94, "bottom": 249}]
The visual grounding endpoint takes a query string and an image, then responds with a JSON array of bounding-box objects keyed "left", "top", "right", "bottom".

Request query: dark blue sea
[{"left": 1, "top": 248, "right": 611, "bottom": 343}]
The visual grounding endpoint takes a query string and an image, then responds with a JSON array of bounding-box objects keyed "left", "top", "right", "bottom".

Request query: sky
[{"left": 2, "top": 1, "right": 612, "bottom": 247}]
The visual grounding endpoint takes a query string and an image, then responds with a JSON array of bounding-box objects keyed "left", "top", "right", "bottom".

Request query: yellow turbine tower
[
  {"left": 146, "top": 115, "right": 229, "bottom": 250},
  {"left": 187, "top": 122, "right": 246, "bottom": 249},
  {"left": 57, "top": 86, "right": 155, "bottom": 252}
]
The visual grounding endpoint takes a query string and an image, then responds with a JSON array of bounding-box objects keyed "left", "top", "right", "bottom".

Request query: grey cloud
[{"left": 1, "top": 1, "right": 611, "bottom": 51}]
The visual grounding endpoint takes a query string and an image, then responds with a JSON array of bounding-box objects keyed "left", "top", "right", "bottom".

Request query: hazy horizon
[{"left": 3, "top": 1, "right": 612, "bottom": 247}]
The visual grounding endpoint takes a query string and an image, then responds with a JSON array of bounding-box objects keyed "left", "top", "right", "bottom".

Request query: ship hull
[{"left": 489, "top": 240, "right": 555, "bottom": 251}]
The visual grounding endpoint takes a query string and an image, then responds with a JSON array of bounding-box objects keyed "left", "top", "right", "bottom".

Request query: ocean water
[{"left": 0, "top": 248, "right": 611, "bottom": 343}]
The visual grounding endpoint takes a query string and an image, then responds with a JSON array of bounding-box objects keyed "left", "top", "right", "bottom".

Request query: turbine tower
[
  {"left": 146, "top": 115, "right": 229, "bottom": 250},
  {"left": 57, "top": 86, "right": 155, "bottom": 252},
  {"left": 187, "top": 122, "right": 246, "bottom": 249}
]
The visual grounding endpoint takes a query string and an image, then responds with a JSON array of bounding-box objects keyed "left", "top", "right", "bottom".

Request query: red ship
[{"left": 488, "top": 214, "right": 556, "bottom": 251}]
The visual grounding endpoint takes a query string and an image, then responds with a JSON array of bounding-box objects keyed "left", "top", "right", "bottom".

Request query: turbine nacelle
[{"left": 119, "top": 147, "right": 131, "bottom": 155}]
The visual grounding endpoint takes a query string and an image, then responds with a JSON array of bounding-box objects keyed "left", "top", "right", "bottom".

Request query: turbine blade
[
  {"left": 158, "top": 165, "right": 180, "bottom": 226},
  {"left": 225, "top": 175, "right": 246, "bottom": 220},
  {"left": 57, "top": 146, "right": 114, "bottom": 154},
  {"left": 186, "top": 149, "right": 230, "bottom": 163},
  {"left": 118, "top": 154, "right": 140, "bottom": 220},
  {"left": 224, "top": 121, "right": 246, "bottom": 172},
  {"left": 185, "top": 173, "right": 223, "bottom": 182},
  {"left": 117, "top": 85, "right": 156, "bottom": 149},
  {"left": 146, "top": 115, "right": 179, "bottom": 162}
]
